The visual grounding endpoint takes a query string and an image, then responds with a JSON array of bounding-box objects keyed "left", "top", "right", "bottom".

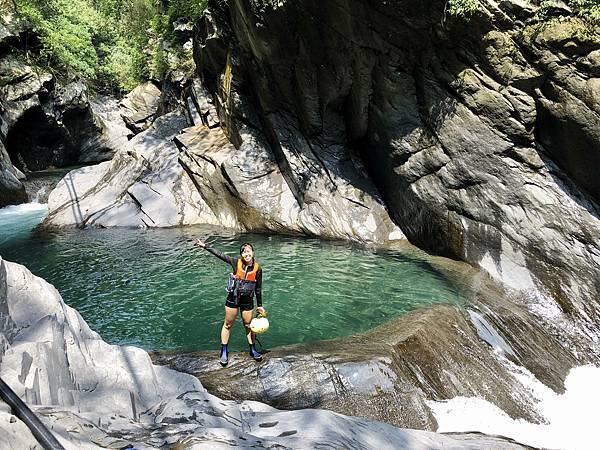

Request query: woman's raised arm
[{"left": 194, "top": 239, "right": 236, "bottom": 268}]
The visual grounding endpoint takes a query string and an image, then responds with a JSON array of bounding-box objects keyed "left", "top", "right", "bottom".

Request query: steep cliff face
[
  {"left": 194, "top": 0, "right": 600, "bottom": 327},
  {"left": 0, "top": 10, "right": 27, "bottom": 207}
]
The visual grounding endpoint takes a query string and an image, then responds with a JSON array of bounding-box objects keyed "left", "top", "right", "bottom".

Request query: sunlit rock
[
  {"left": 176, "top": 123, "right": 404, "bottom": 243},
  {"left": 119, "top": 81, "right": 163, "bottom": 134},
  {"left": 42, "top": 113, "right": 219, "bottom": 228}
]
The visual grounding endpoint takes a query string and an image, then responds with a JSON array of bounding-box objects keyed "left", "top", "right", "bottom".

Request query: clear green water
[{"left": 0, "top": 205, "right": 463, "bottom": 352}]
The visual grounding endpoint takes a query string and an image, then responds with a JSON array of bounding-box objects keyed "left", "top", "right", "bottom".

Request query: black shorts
[{"left": 225, "top": 295, "right": 254, "bottom": 311}]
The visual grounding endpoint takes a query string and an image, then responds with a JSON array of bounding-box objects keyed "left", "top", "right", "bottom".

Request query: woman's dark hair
[{"left": 240, "top": 243, "right": 254, "bottom": 254}]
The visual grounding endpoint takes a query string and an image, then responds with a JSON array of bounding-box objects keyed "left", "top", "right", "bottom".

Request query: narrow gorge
[{"left": 1, "top": 0, "right": 599, "bottom": 449}]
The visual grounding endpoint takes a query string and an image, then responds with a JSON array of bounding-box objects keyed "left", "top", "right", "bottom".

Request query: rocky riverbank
[{"left": 152, "top": 252, "right": 582, "bottom": 430}]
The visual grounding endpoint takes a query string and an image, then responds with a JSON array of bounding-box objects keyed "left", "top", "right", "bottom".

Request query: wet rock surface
[
  {"left": 153, "top": 303, "right": 543, "bottom": 431},
  {"left": 195, "top": 0, "right": 600, "bottom": 330},
  {"left": 0, "top": 257, "right": 531, "bottom": 449}
]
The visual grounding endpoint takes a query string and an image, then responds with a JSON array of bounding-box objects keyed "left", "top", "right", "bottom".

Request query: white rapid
[
  {"left": 428, "top": 360, "right": 600, "bottom": 450},
  {"left": 0, "top": 202, "right": 48, "bottom": 246}
]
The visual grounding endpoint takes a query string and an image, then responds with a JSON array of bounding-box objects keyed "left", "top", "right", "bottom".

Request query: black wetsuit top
[{"left": 204, "top": 245, "right": 263, "bottom": 309}]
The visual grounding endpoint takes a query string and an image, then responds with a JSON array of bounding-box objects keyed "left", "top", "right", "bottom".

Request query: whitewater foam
[
  {"left": 0, "top": 202, "right": 48, "bottom": 216},
  {"left": 427, "top": 363, "right": 600, "bottom": 449},
  {"left": 0, "top": 203, "right": 48, "bottom": 246}
]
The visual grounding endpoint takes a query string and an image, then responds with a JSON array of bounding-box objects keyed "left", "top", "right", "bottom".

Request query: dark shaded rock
[
  {"left": 0, "top": 58, "right": 123, "bottom": 173},
  {"left": 183, "top": 78, "right": 220, "bottom": 127},
  {"left": 0, "top": 140, "right": 26, "bottom": 207},
  {"left": 0, "top": 58, "right": 127, "bottom": 185},
  {"left": 2, "top": 79, "right": 109, "bottom": 171},
  {"left": 0, "top": 7, "right": 29, "bottom": 55},
  {"left": 79, "top": 96, "right": 131, "bottom": 163}
]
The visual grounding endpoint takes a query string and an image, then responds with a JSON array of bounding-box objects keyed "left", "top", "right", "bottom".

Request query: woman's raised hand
[{"left": 193, "top": 238, "right": 206, "bottom": 248}]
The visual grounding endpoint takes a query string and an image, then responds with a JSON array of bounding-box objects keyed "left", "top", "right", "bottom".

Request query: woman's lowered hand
[{"left": 256, "top": 306, "right": 266, "bottom": 316}]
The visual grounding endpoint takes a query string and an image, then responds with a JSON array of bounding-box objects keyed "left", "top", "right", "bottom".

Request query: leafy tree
[
  {"left": 560, "top": 0, "right": 599, "bottom": 22},
  {"left": 447, "top": 0, "right": 478, "bottom": 17},
  {"left": 16, "top": 0, "right": 103, "bottom": 78},
  {"left": 14, "top": 0, "right": 208, "bottom": 92}
]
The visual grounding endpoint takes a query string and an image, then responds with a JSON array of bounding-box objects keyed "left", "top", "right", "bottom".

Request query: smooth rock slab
[
  {"left": 176, "top": 124, "right": 405, "bottom": 243},
  {"left": 120, "top": 82, "right": 162, "bottom": 134}
]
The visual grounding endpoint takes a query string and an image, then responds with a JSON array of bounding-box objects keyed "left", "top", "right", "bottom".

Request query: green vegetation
[
  {"left": 15, "top": 0, "right": 207, "bottom": 92},
  {"left": 550, "top": 0, "right": 600, "bottom": 22},
  {"left": 447, "top": 0, "right": 599, "bottom": 24},
  {"left": 447, "top": 0, "right": 478, "bottom": 18}
]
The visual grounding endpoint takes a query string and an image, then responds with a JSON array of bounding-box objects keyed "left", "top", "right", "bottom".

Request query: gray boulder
[
  {"left": 42, "top": 112, "right": 219, "bottom": 228},
  {"left": 78, "top": 96, "right": 132, "bottom": 163},
  {"left": 119, "top": 81, "right": 162, "bottom": 134}
]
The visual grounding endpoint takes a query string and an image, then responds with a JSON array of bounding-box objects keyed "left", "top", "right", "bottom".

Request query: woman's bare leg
[
  {"left": 241, "top": 309, "right": 254, "bottom": 344},
  {"left": 221, "top": 306, "right": 238, "bottom": 344}
]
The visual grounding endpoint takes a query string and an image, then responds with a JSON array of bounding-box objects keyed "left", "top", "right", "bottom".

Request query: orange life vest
[{"left": 235, "top": 259, "right": 259, "bottom": 281}]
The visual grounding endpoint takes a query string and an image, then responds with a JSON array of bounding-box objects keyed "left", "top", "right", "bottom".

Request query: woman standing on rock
[{"left": 193, "top": 239, "right": 266, "bottom": 366}]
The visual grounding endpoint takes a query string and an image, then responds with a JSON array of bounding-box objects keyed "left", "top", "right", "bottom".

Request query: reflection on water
[{"left": 0, "top": 206, "right": 463, "bottom": 351}]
